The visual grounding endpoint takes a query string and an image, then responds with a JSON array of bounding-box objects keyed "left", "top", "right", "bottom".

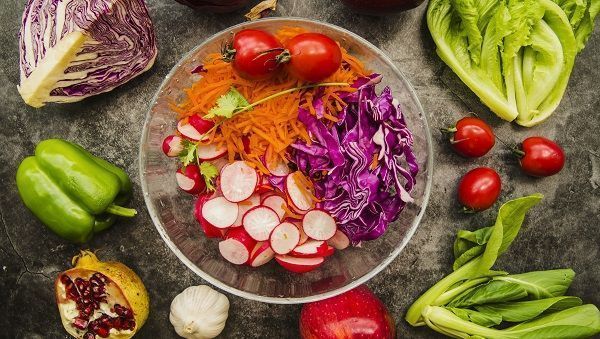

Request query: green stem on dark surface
[{"left": 105, "top": 204, "right": 137, "bottom": 217}]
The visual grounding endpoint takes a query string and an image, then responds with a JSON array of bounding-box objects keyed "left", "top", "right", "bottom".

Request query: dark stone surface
[{"left": 1, "top": 0, "right": 598, "bottom": 338}]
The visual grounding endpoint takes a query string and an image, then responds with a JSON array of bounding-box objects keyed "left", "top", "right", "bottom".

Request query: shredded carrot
[{"left": 175, "top": 27, "right": 369, "bottom": 172}]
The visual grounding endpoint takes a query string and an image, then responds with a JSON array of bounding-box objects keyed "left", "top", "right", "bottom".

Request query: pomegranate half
[{"left": 55, "top": 251, "right": 150, "bottom": 338}]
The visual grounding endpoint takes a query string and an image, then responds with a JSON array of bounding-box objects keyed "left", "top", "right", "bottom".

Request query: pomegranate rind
[{"left": 55, "top": 250, "right": 149, "bottom": 338}]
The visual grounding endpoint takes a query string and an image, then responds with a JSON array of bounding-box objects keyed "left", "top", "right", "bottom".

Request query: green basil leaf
[
  {"left": 448, "top": 307, "right": 502, "bottom": 327},
  {"left": 448, "top": 280, "right": 528, "bottom": 308},
  {"left": 494, "top": 269, "right": 575, "bottom": 299},
  {"left": 476, "top": 296, "right": 582, "bottom": 322}
]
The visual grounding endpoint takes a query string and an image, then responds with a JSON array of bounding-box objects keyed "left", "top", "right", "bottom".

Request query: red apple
[{"left": 299, "top": 285, "right": 396, "bottom": 338}]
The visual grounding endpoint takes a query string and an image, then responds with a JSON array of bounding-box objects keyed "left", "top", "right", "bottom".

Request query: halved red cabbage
[
  {"left": 18, "top": 0, "right": 157, "bottom": 107},
  {"left": 292, "top": 74, "right": 418, "bottom": 244}
]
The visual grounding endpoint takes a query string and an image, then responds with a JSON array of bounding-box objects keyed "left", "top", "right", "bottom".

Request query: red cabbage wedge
[{"left": 18, "top": 0, "right": 157, "bottom": 108}]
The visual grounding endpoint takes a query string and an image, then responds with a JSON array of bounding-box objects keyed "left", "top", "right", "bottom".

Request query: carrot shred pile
[{"left": 173, "top": 26, "right": 369, "bottom": 173}]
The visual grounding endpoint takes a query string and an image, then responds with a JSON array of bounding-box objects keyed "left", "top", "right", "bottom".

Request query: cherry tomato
[
  {"left": 226, "top": 29, "right": 283, "bottom": 80},
  {"left": 517, "top": 137, "right": 565, "bottom": 177},
  {"left": 444, "top": 117, "right": 495, "bottom": 157},
  {"left": 283, "top": 33, "right": 342, "bottom": 82},
  {"left": 458, "top": 167, "right": 501, "bottom": 212}
]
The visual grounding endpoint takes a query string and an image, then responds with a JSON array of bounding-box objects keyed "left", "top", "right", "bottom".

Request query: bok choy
[{"left": 405, "top": 194, "right": 600, "bottom": 338}]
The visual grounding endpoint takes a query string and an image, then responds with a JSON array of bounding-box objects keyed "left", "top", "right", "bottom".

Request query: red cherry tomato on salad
[
  {"left": 283, "top": 33, "right": 342, "bottom": 82},
  {"left": 457, "top": 167, "right": 501, "bottom": 212},
  {"left": 444, "top": 117, "right": 495, "bottom": 158},
  {"left": 517, "top": 137, "right": 565, "bottom": 177},
  {"left": 226, "top": 29, "right": 283, "bottom": 80}
]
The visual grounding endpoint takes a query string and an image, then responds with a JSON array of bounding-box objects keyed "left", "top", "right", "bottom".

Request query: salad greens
[
  {"left": 405, "top": 194, "right": 600, "bottom": 338},
  {"left": 426, "top": 0, "right": 598, "bottom": 127}
]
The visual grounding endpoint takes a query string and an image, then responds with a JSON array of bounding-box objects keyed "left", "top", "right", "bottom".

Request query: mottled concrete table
[{"left": 1, "top": 1, "right": 599, "bottom": 338}]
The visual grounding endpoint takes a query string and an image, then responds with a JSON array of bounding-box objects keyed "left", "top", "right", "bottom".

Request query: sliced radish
[
  {"left": 298, "top": 224, "right": 309, "bottom": 245},
  {"left": 219, "top": 227, "right": 256, "bottom": 265},
  {"left": 188, "top": 114, "right": 215, "bottom": 134},
  {"left": 220, "top": 161, "right": 259, "bottom": 202},
  {"left": 285, "top": 172, "right": 314, "bottom": 212},
  {"left": 243, "top": 206, "right": 280, "bottom": 241},
  {"left": 264, "top": 147, "right": 290, "bottom": 176},
  {"left": 194, "top": 195, "right": 224, "bottom": 238},
  {"left": 328, "top": 230, "right": 350, "bottom": 250},
  {"left": 249, "top": 242, "right": 275, "bottom": 267},
  {"left": 233, "top": 194, "right": 261, "bottom": 227},
  {"left": 196, "top": 143, "right": 227, "bottom": 160},
  {"left": 269, "top": 222, "right": 300, "bottom": 255},
  {"left": 290, "top": 240, "right": 334, "bottom": 258},
  {"left": 302, "top": 209, "right": 337, "bottom": 241},
  {"left": 262, "top": 195, "right": 287, "bottom": 220},
  {"left": 176, "top": 165, "right": 205, "bottom": 194},
  {"left": 162, "top": 135, "right": 184, "bottom": 157},
  {"left": 211, "top": 157, "right": 229, "bottom": 172},
  {"left": 201, "top": 197, "right": 239, "bottom": 228},
  {"left": 275, "top": 255, "right": 324, "bottom": 273},
  {"left": 177, "top": 119, "right": 205, "bottom": 141}
]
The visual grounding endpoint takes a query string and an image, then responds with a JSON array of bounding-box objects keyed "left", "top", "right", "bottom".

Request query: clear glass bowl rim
[{"left": 139, "top": 16, "right": 434, "bottom": 304}]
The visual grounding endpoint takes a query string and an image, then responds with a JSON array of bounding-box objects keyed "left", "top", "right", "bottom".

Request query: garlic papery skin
[{"left": 169, "top": 285, "right": 230, "bottom": 339}]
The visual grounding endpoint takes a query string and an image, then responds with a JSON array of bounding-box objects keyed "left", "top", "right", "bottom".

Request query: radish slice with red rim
[
  {"left": 233, "top": 194, "right": 261, "bottom": 227},
  {"left": 262, "top": 195, "right": 286, "bottom": 220},
  {"left": 242, "top": 206, "right": 280, "bottom": 241},
  {"left": 290, "top": 240, "right": 334, "bottom": 258},
  {"left": 219, "top": 227, "right": 256, "bottom": 265},
  {"left": 285, "top": 172, "right": 314, "bottom": 212},
  {"left": 201, "top": 197, "right": 238, "bottom": 228},
  {"left": 196, "top": 143, "right": 227, "bottom": 160},
  {"left": 269, "top": 222, "right": 300, "bottom": 255},
  {"left": 328, "top": 230, "right": 350, "bottom": 250},
  {"left": 220, "top": 161, "right": 259, "bottom": 202},
  {"left": 275, "top": 255, "right": 324, "bottom": 273},
  {"left": 194, "top": 195, "right": 224, "bottom": 238},
  {"left": 177, "top": 119, "right": 207, "bottom": 141},
  {"left": 302, "top": 209, "right": 337, "bottom": 240},
  {"left": 249, "top": 242, "right": 275, "bottom": 267}
]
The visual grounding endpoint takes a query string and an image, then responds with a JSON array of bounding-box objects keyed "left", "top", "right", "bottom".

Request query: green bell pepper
[{"left": 16, "top": 139, "right": 137, "bottom": 243}]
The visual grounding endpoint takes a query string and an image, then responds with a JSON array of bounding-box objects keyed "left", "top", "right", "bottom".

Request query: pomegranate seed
[
  {"left": 112, "top": 317, "right": 123, "bottom": 330},
  {"left": 123, "top": 319, "right": 136, "bottom": 330},
  {"left": 60, "top": 274, "right": 72, "bottom": 284},
  {"left": 83, "top": 332, "right": 95, "bottom": 339},
  {"left": 72, "top": 317, "right": 88, "bottom": 330}
]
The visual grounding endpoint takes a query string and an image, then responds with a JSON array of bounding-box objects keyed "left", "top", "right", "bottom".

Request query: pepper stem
[{"left": 106, "top": 204, "right": 137, "bottom": 217}]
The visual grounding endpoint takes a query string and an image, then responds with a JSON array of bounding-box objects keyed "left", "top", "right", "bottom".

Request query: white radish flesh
[
  {"left": 201, "top": 197, "right": 239, "bottom": 228},
  {"left": 176, "top": 165, "right": 204, "bottom": 194},
  {"left": 262, "top": 195, "right": 287, "bottom": 220},
  {"left": 219, "top": 228, "right": 256, "bottom": 265},
  {"left": 302, "top": 209, "right": 337, "bottom": 241},
  {"left": 285, "top": 172, "right": 314, "bottom": 212},
  {"left": 220, "top": 161, "right": 259, "bottom": 202},
  {"left": 196, "top": 143, "right": 227, "bottom": 160},
  {"left": 162, "top": 135, "right": 183, "bottom": 157},
  {"left": 269, "top": 222, "right": 300, "bottom": 255},
  {"left": 242, "top": 206, "right": 280, "bottom": 241},
  {"left": 328, "top": 230, "right": 350, "bottom": 250},
  {"left": 177, "top": 119, "right": 205, "bottom": 141},
  {"left": 249, "top": 242, "right": 275, "bottom": 267},
  {"left": 275, "top": 255, "right": 324, "bottom": 273},
  {"left": 233, "top": 194, "right": 261, "bottom": 227},
  {"left": 290, "top": 240, "right": 334, "bottom": 258}
]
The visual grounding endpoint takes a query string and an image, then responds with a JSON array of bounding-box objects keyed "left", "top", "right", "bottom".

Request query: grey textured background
[{"left": 1, "top": 0, "right": 599, "bottom": 338}]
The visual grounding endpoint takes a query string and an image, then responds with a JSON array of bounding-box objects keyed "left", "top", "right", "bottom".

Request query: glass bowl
[{"left": 139, "top": 17, "right": 433, "bottom": 304}]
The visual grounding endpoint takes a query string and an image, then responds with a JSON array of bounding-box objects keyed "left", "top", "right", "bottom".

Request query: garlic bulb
[{"left": 169, "top": 285, "right": 230, "bottom": 339}]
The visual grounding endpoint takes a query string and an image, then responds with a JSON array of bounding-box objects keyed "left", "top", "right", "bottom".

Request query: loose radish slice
[
  {"left": 162, "top": 135, "right": 184, "bottom": 157},
  {"left": 275, "top": 255, "right": 324, "bottom": 273},
  {"left": 220, "top": 161, "right": 259, "bottom": 202},
  {"left": 211, "top": 157, "right": 229, "bottom": 172},
  {"left": 302, "top": 209, "right": 337, "bottom": 241},
  {"left": 177, "top": 119, "right": 205, "bottom": 141},
  {"left": 262, "top": 195, "right": 287, "bottom": 220},
  {"left": 233, "top": 194, "right": 261, "bottom": 227},
  {"left": 328, "top": 230, "right": 350, "bottom": 250},
  {"left": 285, "top": 172, "right": 314, "bottom": 212},
  {"left": 290, "top": 240, "right": 334, "bottom": 258},
  {"left": 243, "top": 206, "right": 280, "bottom": 241},
  {"left": 188, "top": 114, "right": 215, "bottom": 134},
  {"left": 201, "top": 197, "right": 239, "bottom": 228},
  {"left": 176, "top": 165, "right": 205, "bottom": 194},
  {"left": 219, "top": 227, "right": 256, "bottom": 265},
  {"left": 194, "top": 195, "right": 224, "bottom": 238},
  {"left": 249, "top": 242, "right": 275, "bottom": 267},
  {"left": 298, "top": 225, "right": 309, "bottom": 245},
  {"left": 270, "top": 222, "right": 300, "bottom": 255},
  {"left": 196, "top": 143, "right": 227, "bottom": 160}
]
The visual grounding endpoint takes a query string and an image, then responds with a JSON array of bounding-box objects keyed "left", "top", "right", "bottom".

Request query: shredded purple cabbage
[{"left": 292, "top": 74, "right": 418, "bottom": 244}]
